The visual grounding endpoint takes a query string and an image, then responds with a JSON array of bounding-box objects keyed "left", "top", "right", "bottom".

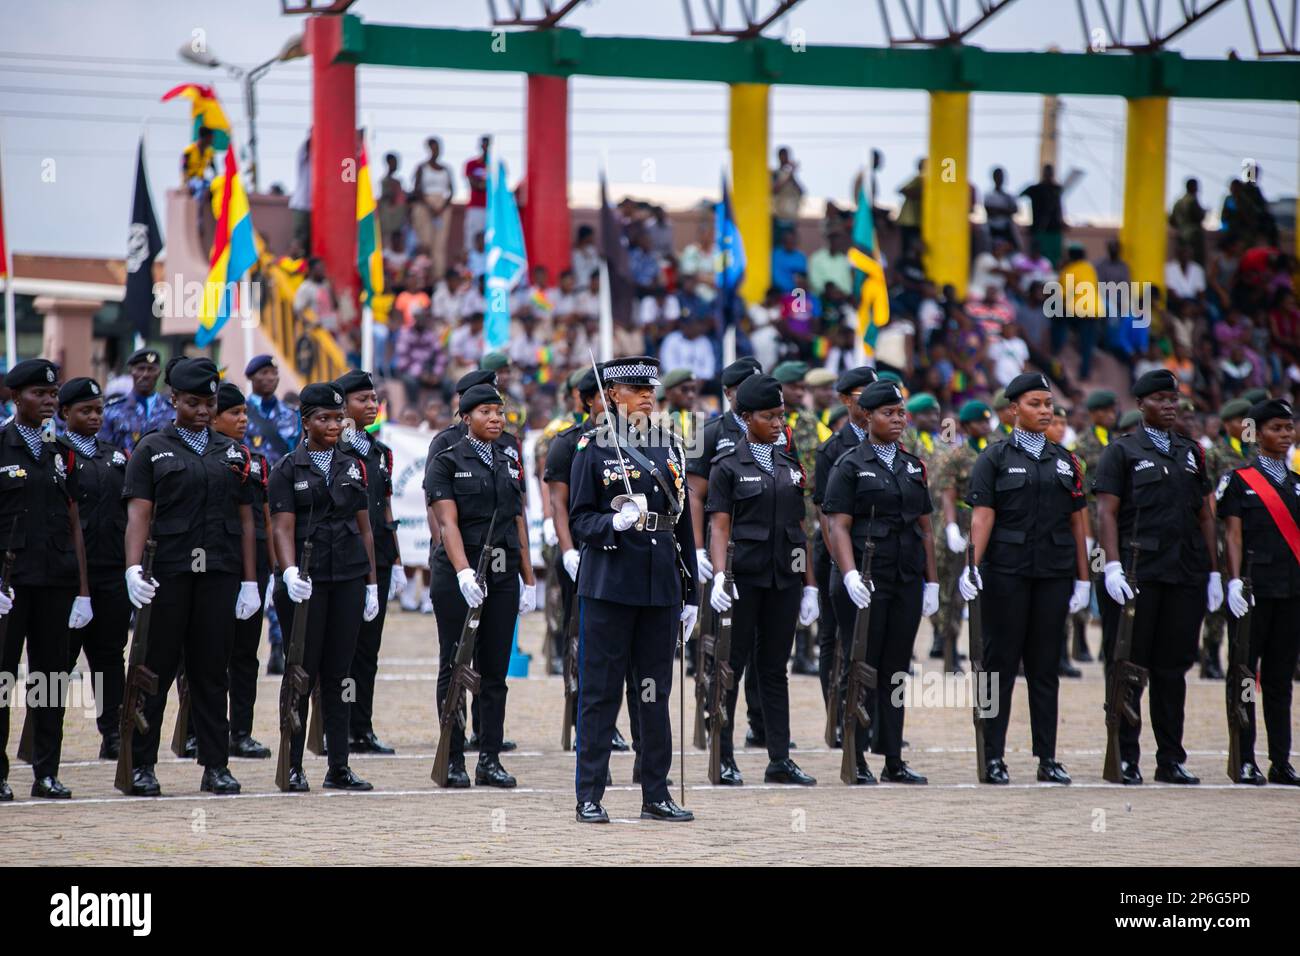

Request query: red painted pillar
[
  {"left": 522, "top": 74, "right": 570, "bottom": 284},
  {"left": 307, "top": 15, "right": 358, "bottom": 320}
]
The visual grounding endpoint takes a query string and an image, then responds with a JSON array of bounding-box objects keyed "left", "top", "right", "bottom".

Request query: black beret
[
  {"left": 455, "top": 369, "right": 496, "bottom": 395},
  {"left": 165, "top": 357, "right": 219, "bottom": 396},
  {"left": 1133, "top": 369, "right": 1178, "bottom": 398},
  {"left": 721, "top": 357, "right": 762, "bottom": 389},
  {"left": 859, "top": 379, "right": 906, "bottom": 410},
  {"left": 126, "top": 348, "right": 161, "bottom": 367},
  {"left": 299, "top": 382, "right": 345, "bottom": 412},
  {"left": 459, "top": 383, "right": 504, "bottom": 417},
  {"left": 1247, "top": 399, "right": 1294, "bottom": 428},
  {"left": 835, "top": 366, "right": 878, "bottom": 393},
  {"left": 5, "top": 358, "right": 59, "bottom": 390},
  {"left": 216, "top": 382, "right": 246, "bottom": 414},
  {"left": 58, "top": 377, "right": 102, "bottom": 407},
  {"left": 734, "top": 374, "right": 783, "bottom": 414},
  {"left": 1005, "top": 371, "right": 1053, "bottom": 401},
  {"left": 244, "top": 354, "right": 276, "bottom": 376},
  {"left": 335, "top": 369, "right": 375, "bottom": 394}
]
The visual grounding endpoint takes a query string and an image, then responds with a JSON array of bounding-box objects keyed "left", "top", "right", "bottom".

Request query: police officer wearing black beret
[
  {"left": 269, "top": 382, "right": 380, "bottom": 792},
  {"left": 57, "top": 376, "right": 132, "bottom": 761},
  {"left": 706, "top": 374, "right": 819, "bottom": 786},
  {"left": 210, "top": 382, "right": 276, "bottom": 760},
  {"left": 1093, "top": 368, "right": 1221, "bottom": 785},
  {"left": 336, "top": 369, "right": 404, "bottom": 755},
  {"left": 961, "top": 371, "right": 1090, "bottom": 785},
  {"left": 0, "top": 359, "right": 93, "bottom": 800},
  {"left": 569, "top": 357, "right": 699, "bottom": 822},
  {"left": 121, "top": 357, "right": 260, "bottom": 796},
  {"left": 822, "top": 379, "right": 937, "bottom": 784},
  {"left": 426, "top": 384, "right": 536, "bottom": 789},
  {"left": 1216, "top": 398, "right": 1300, "bottom": 785}
]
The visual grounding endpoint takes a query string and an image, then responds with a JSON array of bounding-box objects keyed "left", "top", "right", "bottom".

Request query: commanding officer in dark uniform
[
  {"left": 337, "top": 370, "right": 402, "bottom": 755},
  {"left": 269, "top": 382, "right": 379, "bottom": 792},
  {"left": 1202, "top": 397, "right": 1254, "bottom": 678},
  {"left": 58, "top": 376, "right": 131, "bottom": 760},
  {"left": 1093, "top": 368, "right": 1221, "bottom": 785},
  {"left": 427, "top": 383, "right": 536, "bottom": 789},
  {"left": 1216, "top": 398, "right": 1300, "bottom": 785},
  {"left": 811, "top": 365, "right": 876, "bottom": 720},
  {"left": 0, "top": 359, "right": 93, "bottom": 800},
  {"left": 706, "top": 373, "right": 819, "bottom": 786},
  {"left": 120, "top": 357, "right": 260, "bottom": 797},
  {"left": 569, "top": 357, "right": 698, "bottom": 823},
  {"left": 822, "top": 379, "right": 938, "bottom": 785},
  {"left": 211, "top": 383, "right": 275, "bottom": 760},
  {"left": 98, "top": 348, "right": 174, "bottom": 454},
  {"left": 961, "top": 372, "right": 1090, "bottom": 785}
]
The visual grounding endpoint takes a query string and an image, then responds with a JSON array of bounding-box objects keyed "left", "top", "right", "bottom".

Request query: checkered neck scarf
[
  {"left": 1013, "top": 427, "right": 1046, "bottom": 460},
  {"left": 467, "top": 436, "right": 494, "bottom": 466},
  {"left": 65, "top": 432, "right": 97, "bottom": 458},
  {"left": 749, "top": 441, "right": 774, "bottom": 475},
  {"left": 849, "top": 421, "right": 865, "bottom": 443},
  {"left": 349, "top": 431, "right": 372, "bottom": 457},
  {"left": 734, "top": 411, "right": 787, "bottom": 447},
  {"left": 871, "top": 442, "right": 897, "bottom": 469},
  {"left": 1144, "top": 426, "right": 1171, "bottom": 456},
  {"left": 176, "top": 426, "right": 209, "bottom": 456},
  {"left": 1257, "top": 455, "right": 1287, "bottom": 485},
  {"left": 308, "top": 448, "right": 334, "bottom": 484},
  {"left": 15, "top": 423, "right": 44, "bottom": 460}
]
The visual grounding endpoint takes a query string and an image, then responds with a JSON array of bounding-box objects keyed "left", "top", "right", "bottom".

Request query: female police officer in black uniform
[
  {"left": 706, "top": 373, "right": 820, "bottom": 787},
  {"left": 960, "top": 371, "right": 1090, "bottom": 785},
  {"left": 269, "top": 382, "right": 379, "bottom": 792},
  {"left": 121, "top": 357, "right": 260, "bottom": 797},
  {"left": 822, "top": 379, "right": 938, "bottom": 785},
  {"left": 426, "top": 383, "right": 536, "bottom": 789}
]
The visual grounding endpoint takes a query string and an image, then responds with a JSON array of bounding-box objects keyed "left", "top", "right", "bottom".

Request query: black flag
[
  {"left": 122, "top": 138, "right": 163, "bottom": 340},
  {"left": 598, "top": 172, "right": 633, "bottom": 327}
]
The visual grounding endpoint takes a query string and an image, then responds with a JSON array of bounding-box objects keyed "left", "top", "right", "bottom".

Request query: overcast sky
[{"left": 1, "top": 0, "right": 1296, "bottom": 258}]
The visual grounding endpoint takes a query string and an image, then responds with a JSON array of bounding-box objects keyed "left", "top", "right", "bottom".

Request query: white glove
[
  {"left": 709, "top": 571, "right": 737, "bottom": 613},
  {"left": 1068, "top": 579, "right": 1091, "bottom": 614},
  {"left": 69, "top": 595, "right": 93, "bottom": 629},
  {"left": 542, "top": 517, "right": 559, "bottom": 547},
  {"left": 798, "top": 586, "right": 820, "bottom": 627},
  {"left": 0, "top": 586, "right": 11, "bottom": 617},
  {"left": 1103, "top": 561, "right": 1134, "bottom": 606},
  {"left": 945, "top": 522, "right": 966, "bottom": 554},
  {"left": 680, "top": 603, "right": 698, "bottom": 636},
  {"left": 125, "top": 564, "right": 158, "bottom": 609},
  {"left": 921, "top": 581, "right": 940, "bottom": 618},
  {"left": 612, "top": 500, "right": 642, "bottom": 532},
  {"left": 1206, "top": 572, "right": 1224, "bottom": 613},
  {"left": 361, "top": 583, "right": 379, "bottom": 622},
  {"left": 844, "top": 569, "right": 872, "bottom": 609},
  {"left": 283, "top": 565, "right": 313, "bottom": 604},
  {"left": 958, "top": 565, "right": 983, "bottom": 602},
  {"left": 562, "top": 548, "right": 581, "bottom": 581},
  {"left": 388, "top": 565, "right": 407, "bottom": 601},
  {"left": 1226, "top": 578, "right": 1252, "bottom": 618},
  {"left": 518, "top": 577, "right": 536, "bottom": 614},
  {"left": 235, "top": 581, "right": 260, "bottom": 620},
  {"left": 457, "top": 567, "right": 485, "bottom": 608},
  {"left": 695, "top": 548, "right": 713, "bottom": 583},
  {"left": 264, "top": 574, "right": 275, "bottom": 613}
]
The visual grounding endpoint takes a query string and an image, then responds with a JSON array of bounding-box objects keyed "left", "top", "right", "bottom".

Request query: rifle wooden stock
[
  {"left": 560, "top": 586, "right": 580, "bottom": 751},
  {"left": 1225, "top": 553, "right": 1254, "bottom": 781},
  {"left": 1102, "top": 524, "right": 1148, "bottom": 784},
  {"left": 169, "top": 664, "right": 191, "bottom": 758},
  {"left": 822, "top": 629, "right": 844, "bottom": 748},
  {"left": 966, "top": 537, "right": 988, "bottom": 782},
  {"left": 275, "top": 539, "right": 313, "bottom": 792},
  {"left": 692, "top": 603, "right": 713, "bottom": 751},
  {"left": 839, "top": 518, "right": 877, "bottom": 785},
  {"left": 705, "top": 538, "right": 735, "bottom": 786},
  {"left": 306, "top": 685, "right": 325, "bottom": 755},
  {"left": 115, "top": 533, "right": 159, "bottom": 794}
]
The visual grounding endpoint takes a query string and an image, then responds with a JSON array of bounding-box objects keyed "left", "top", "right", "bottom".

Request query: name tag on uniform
[
  {"left": 858, "top": 470, "right": 877, "bottom": 478},
  {"left": 1134, "top": 460, "right": 1155, "bottom": 472},
  {"left": 454, "top": 471, "right": 473, "bottom": 478},
  {"left": 717, "top": 438, "right": 735, "bottom": 451},
  {"left": 151, "top": 452, "right": 174, "bottom": 463},
  {"left": 739, "top": 475, "right": 761, "bottom": 483},
  {"left": 1007, "top": 466, "right": 1027, "bottom": 475},
  {"left": 294, "top": 480, "right": 309, "bottom": 491}
]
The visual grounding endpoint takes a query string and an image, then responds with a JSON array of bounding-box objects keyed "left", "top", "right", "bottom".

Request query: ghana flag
[
  {"left": 356, "top": 143, "right": 383, "bottom": 303},
  {"left": 850, "top": 182, "right": 889, "bottom": 357},
  {"left": 161, "top": 83, "right": 231, "bottom": 150}
]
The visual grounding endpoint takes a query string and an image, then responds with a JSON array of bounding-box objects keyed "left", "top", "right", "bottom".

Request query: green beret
[
  {"left": 1219, "top": 398, "right": 1251, "bottom": 420},
  {"left": 804, "top": 368, "right": 836, "bottom": 388},
  {"left": 566, "top": 369, "right": 588, "bottom": 391},
  {"left": 905, "top": 392, "right": 939, "bottom": 414},
  {"left": 992, "top": 389, "right": 1010, "bottom": 411},
  {"left": 773, "top": 360, "right": 809, "bottom": 384},
  {"left": 1085, "top": 390, "right": 1117, "bottom": 411},
  {"left": 479, "top": 351, "right": 510, "bottom": 372},
  {"left": 1054, "top": 405, "right": 1068, "bottom": 418},
  {"left": 1117, "top": 409, "right": 1143, "bottom": 430},
  {"left": 958, "top": 400, "right": 991, "bottom": 424},
  {"left": 828, "top": 404, "right": 849, "bottom": 424},
  {"left": 1177, "top": 397, "right": 1196, "bottom": 412},
  {"left": 1241, "top": 388, "right": 1269, "bottom": 405},
  {"left": 660, "top": 368, "right": 695, "bottom": 390},
  {"left": 876, "top": 370, "right": 903, "bottom": 385}
]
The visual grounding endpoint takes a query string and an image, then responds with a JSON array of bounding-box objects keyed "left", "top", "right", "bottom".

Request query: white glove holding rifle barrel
[
  {"left": 125, "top": 565, "right": 158, "bottom": 608},
  {"left": 958, "top": 565, "right": 983, "bottom": 602},
  {"left": 283, "top": 565, "right": 313, "bottom": 604},
  {"left": 843, "top": 569, "right": 873, "bottom": 609},
  {"left": 1103, "top": 561, "right": 1134, "bottom": 605},
  {"left": 710, "top": 571, "right": 738, "bottom": 613}
]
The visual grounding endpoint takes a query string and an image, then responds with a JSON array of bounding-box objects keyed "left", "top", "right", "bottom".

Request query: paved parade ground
[{"left": 7, "top": 605, "right": 1298, "bottom": 867}]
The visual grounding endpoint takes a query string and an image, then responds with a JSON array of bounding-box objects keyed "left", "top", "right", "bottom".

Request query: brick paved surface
[{"left": 5, "top": 603, "right": 1298, "bottom": 865}]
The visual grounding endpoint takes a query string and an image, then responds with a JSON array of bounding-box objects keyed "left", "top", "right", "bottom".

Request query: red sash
[{"left": 1237, "top": 466, "right": 1300, "bottom": 569}]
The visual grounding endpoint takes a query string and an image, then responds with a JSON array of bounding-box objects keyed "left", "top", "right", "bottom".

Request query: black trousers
[
  {"left": 560, "top": 560, "right": 640, "bottom": 746},
  {"left": 1228, "top": 596, "right": 1300, "bottom": 767},
  {"left": 979, "top": 572, "right": 1072, "bottom": 760},
  {"left": 1100, "top": 581, "right": 1204, "bottom": 766},
  {"left": 722, "top": 582, "right": 800, "bottom": 762},
  {"left": 69, "top": 577, "right": 130, "bottom": 738},
  {"left": 431, "top": 565, "right": 517, "bottom": 763},
  {"left": 349, "top": 563, "right": 393, "bottom": 739},
  {"left": 831, "top": 571, "right": 922, "bottom": 760},
  {"left": 273, "top": 575, "right": 365, "bottom": 771},
  {"left": 577, "top": 598, "right": 676, "bottom": 804},
  {"left": 815, "top": 543, "right": 839, "bottom": 704},
  {"left": 0, "top": 586, "right": 74, "bottom": 780},
  {"left": 132, "top": 572, "right": 238, "bottom": 769},
  {"left": 229, "top": 556, "right": 271, "bottom": 739}
]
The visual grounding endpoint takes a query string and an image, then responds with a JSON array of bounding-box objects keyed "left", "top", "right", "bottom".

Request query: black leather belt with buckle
[{"left": 638, "top": 512, "right": 677, "bottom": 532}]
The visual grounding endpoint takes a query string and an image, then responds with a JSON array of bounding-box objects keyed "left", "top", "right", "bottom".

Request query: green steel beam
[{"left": 337, "top": 15, "right": 1300, "bottom": 101}]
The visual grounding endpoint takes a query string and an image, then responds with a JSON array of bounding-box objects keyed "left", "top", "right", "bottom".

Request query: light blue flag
[
  {"left": 714, "top": 173, "right": 745, "bottom": 327},
  {"left": 484, "top": 159, "right": 527, "bottom": 351}
]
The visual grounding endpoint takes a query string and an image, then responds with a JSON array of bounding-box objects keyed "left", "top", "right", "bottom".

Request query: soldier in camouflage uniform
[
  {"left": 481, "top": 351, "right": 527, "bottom": 441},
  {"left": 988, "top": 389, "right": 1015, "bottom": 444},
  {"left": 536, "top": 371, "right": 587, "bottom": 674},
  {"left": 930, "top": 401, "right": 992, "bottom": 669},
  {"left": 1201, "top": 398, "right": 1254, "bottom": 678},
  {"left": 1068, "top": 389, "right": 1118, "bottom": 662}
]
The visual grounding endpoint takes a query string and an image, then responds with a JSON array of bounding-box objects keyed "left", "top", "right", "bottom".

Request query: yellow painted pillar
[
  {"left": 1119, "top": 96, "right": 1169, "bottom": 293},
  {"left": 922, "top": 91, "right": 971, "bottom": 298},
  {"left": 729, "top": 83, "right": 771, "bottom": 306}
]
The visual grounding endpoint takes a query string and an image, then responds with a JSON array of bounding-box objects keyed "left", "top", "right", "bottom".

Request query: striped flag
[
  {"left": 196, "top": 146, "right": 258, "bottom": 347},
  {"left": 356, "top": 144, "right": 383, "bottom": 302},
  {"left": 850, "top": 183, "right": 889, "bottom": 357},
  {"left": 161, "top": 84, "right": 231, "bottom": 150}
]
